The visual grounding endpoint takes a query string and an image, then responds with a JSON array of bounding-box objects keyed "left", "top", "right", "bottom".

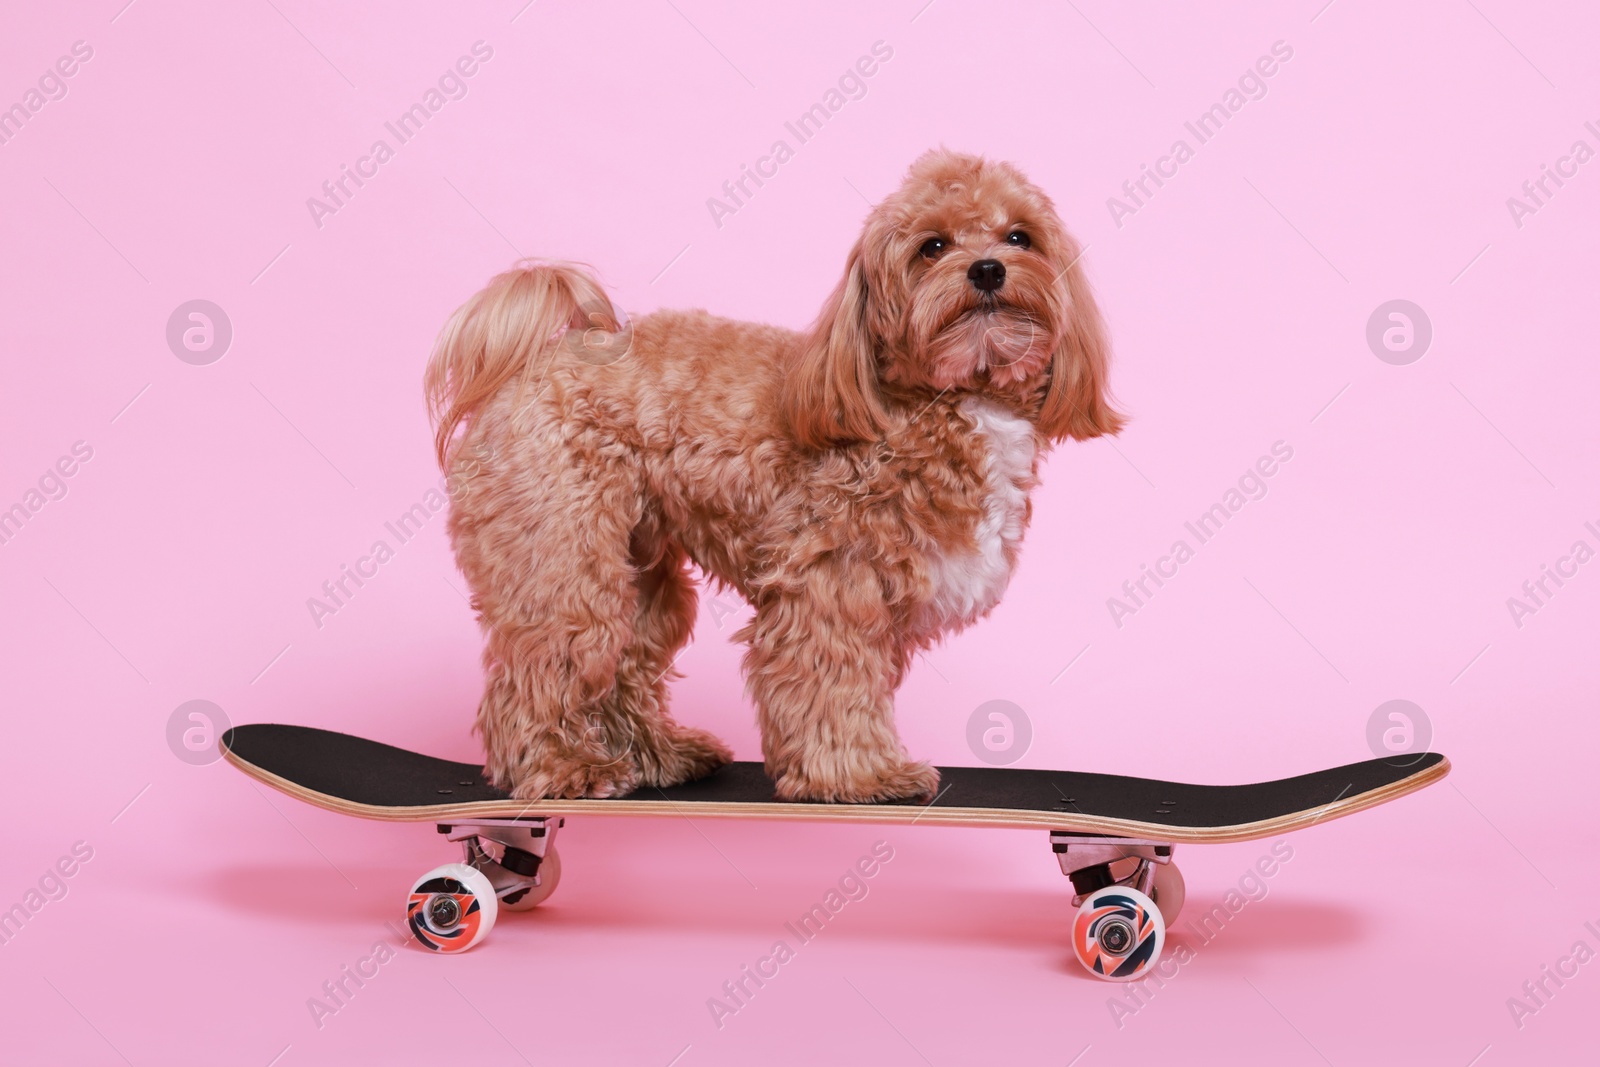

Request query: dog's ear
[
  {"left": 1037, "top": 237, "right": 1125, "bottom": 442},
  {"left": 782, "top": 241, "right": 888, "bottom": 449}
]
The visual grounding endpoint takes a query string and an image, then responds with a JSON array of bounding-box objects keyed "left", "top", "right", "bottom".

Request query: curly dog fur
[{"left": 425, "top": 149, "right": 1123, "bottom": 802}]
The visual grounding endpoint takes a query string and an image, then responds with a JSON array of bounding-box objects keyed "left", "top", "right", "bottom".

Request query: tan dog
[{"left": 425, "top": 149, "right": 1123, "bottom": 802}]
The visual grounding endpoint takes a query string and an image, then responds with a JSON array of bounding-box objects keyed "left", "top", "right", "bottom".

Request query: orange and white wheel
[
  {"left": 407, "top": 863, "right": 498, "bottom": 952},
  {"left": 1150, "top": 862, "right": 1186, "bottom": 927},
  {"left": 1072, "top": 885, "right": 1164, "bottom": 982},
  {"left": 499, "top": 846, "right": 561, "bottom": 912}
]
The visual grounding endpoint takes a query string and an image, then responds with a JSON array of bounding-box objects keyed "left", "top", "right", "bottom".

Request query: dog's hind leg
[
  {"left": 597, "top": 539, "right": 733, "bottom": 788},
  {"left": 453, "top": 429, "right": 650, "bottom": 801}
]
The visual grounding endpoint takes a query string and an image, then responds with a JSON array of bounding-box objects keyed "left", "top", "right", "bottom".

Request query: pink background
[{"left": 2, "top": 1, "right": 1597, "bottom": 1063}]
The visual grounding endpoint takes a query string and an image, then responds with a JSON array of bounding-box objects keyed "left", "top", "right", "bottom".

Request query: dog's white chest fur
[{"left": 913, "top": 398, "right": 1035, "bottom": 636}]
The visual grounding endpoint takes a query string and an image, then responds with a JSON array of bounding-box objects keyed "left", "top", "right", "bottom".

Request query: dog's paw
[
  {"left": 772, "top": 759, "right": 940, "bottom": 804},
  {"left": 636, "top": 725, "right": 734, "bottom": 788},
  {"left": 507, "top": 758, "right": 641, "bottom": 801},
  {"left": 869, "top": 759, "right": 941, "bottom": 803}
]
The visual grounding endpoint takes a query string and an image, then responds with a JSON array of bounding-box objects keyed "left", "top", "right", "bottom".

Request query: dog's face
[
  {"left": 876, "top": 154, "right": 1074, "bottom": 395},
  {"left": 785, "top": 150, "right": 1123, "bottom": 448}
]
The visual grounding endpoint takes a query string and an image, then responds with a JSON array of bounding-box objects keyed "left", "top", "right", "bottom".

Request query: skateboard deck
[
  {"left": 221, "top": 723, "right": 1448, "bottom": 844},
  {"left": 222, "top": 723, "right": 1449, "bottom": 975}
]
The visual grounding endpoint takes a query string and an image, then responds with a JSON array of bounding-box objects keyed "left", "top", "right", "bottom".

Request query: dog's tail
[{"left": 424, "top": 260, "right": 617, "bottom": 467}]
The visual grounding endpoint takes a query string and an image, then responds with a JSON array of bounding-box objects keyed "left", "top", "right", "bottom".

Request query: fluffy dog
[{"left": 425, "top": 149, "right": 1123, "bottom": 803}]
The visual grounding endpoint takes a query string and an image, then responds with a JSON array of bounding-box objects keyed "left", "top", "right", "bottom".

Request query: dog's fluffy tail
[{"left": 424, "top": 260, "right": 615, "bottom": 467}]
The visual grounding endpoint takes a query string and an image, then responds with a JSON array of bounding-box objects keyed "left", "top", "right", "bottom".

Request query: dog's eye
[
  {"left": 1005, "top": 231, "right": 1031, "bottom": 249},
  {"left": 918, "top": 237, "right": 948, "bottom": 260}
]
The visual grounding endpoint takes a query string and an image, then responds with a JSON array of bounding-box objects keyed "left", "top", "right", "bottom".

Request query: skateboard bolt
[
  {"left": 1098, "top": 919, "right": 1134, "bottom": 956},
  {"left": 428, "top": 895, "right": 462, "bottom": 929}
]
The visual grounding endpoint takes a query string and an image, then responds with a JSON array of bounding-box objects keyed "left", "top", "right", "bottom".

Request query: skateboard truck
[
  {"left": 1051, "top": 832, "right": 1184, "bottom": 982},
  {"left": 438, "top": 817, "right": 565, "bottom": 909},
  {"left": 1050, "top": 833, "right": 1173, "bottom": 904},
  {"left": 403, "top": 817, "right": 568, "bottom": 951}
]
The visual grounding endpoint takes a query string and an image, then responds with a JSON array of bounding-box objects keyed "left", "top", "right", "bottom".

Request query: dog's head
[{"left": 785, "top": 149, "right": 1123, "bottom": 448}]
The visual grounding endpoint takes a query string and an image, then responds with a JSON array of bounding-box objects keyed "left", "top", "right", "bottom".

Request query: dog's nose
[{"left": 968, "top": 259, "right": 1006, "bottom": 292}]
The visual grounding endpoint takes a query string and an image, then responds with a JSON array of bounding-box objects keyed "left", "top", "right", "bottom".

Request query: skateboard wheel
[
  {"left": 407, "top": 863, "right": 498, "bottom": 952},
  {"left": 499, "top": 846, "right": 561, "bottom": 912},
  {"left": 1072, "top": 885, "right": 1164, "bottom": 982},
  {"left": 1150, "top": 862, "right": 1185, "bottom": 927}
]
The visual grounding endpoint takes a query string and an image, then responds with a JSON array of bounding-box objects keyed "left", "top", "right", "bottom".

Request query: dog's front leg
[{"left": 740, "top": 561, "right": 938, "bottom": 803}]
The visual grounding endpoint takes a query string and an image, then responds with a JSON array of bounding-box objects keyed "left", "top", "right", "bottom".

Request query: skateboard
[{"left": 221, "top": 723, "right": 1449, "bottom": 981}]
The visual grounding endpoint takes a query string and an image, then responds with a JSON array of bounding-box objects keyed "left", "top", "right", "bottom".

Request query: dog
[{"left": 424, "top": 149, "right": 1123, "bottom": 803}]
